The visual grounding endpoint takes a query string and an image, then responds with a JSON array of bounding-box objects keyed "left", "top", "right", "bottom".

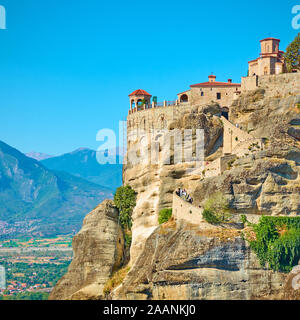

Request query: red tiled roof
[
  {"left": 248, "top": 58, "right": 259, "bottom": 63},
  {"left": 129, "top": 89, "right": 152, "bottom": 97},
  {"left": 190, "top": 81, "right": 241, "bottom": 88},
  {"left": 260, "top": 37, "right": 280, "bottom": 42}
]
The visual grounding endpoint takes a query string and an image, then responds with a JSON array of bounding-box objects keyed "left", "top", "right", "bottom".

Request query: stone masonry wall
[
  {"left": 190, "top": 85, "right": 240, "bottom": 108},
  {"left": 242, "top": 73, "right": 300, "bottom": 97},
  {"left": 172, "top": 192, "right": 204, "bottom": 225},
  {"left": 222, "top": 116, "right": 258, "bottom": 155},
  {"left": 127, "top": 103, "right": 192, "bottom": 134}
]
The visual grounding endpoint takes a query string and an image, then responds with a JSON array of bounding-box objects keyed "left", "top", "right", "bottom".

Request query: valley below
[{"left": 0, "top": 235, "right": 73, "bottom": 300}]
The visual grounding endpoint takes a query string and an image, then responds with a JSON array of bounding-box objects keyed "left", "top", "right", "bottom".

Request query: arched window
[
  {"left": 131, "top": 100, "right": 135, "bottom": 108},
  {"left": 264, "top": 66, "right": 268, "bottom": 75},
  {"left": 180, "top": 94, "right": 188, "bottom": 103}
]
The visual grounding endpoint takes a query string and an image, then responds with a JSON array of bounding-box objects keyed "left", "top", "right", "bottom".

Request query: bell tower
[{"left": 260, "top": 38, "right": 280, "bottom": 55}]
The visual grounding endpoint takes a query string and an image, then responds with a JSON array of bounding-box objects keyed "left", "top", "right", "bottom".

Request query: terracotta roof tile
[
  {"left": 260, "top": 37, "right": 280, "bottom": 42},
  {"left": 190, "top": 81, "right": 241, "bottom": 88},
  {"left": 129, "top": 89, "right": 152, "bottom": 97}
]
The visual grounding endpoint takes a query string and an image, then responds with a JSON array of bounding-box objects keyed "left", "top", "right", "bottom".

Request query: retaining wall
[
  {"left": 172, "top": 192, "right": 204, "bottom": 225},
  {"left": 241, "top": 73, "right": 300, "bottom": 97}
]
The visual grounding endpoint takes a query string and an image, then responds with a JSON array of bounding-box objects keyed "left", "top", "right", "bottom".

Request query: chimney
[{"left": 228, "top": 79, "right": 232, "bottom": 83}]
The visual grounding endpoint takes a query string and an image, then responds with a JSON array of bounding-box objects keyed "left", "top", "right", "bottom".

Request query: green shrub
[
  {"left": 158, "top": 208, "right": 172, "bottom": 224},
  {"left": 240, "top": 214, "right": 248, "bottom": 225},
  {"left": 124, "top": 232, "right": 132, "bottom": 248},
  {"left": 202, "top": 209, "right": 221, "bottom": 224},
  {"left": 246, "top": 216, "right": 300, "bottom": 273},
  {"left": 203, "top": 192, "right": 232, "bottom": 224}
]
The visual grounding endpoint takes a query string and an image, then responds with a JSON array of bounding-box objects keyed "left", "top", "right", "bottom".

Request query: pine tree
[{"left": 284, "top": 33, "right": 300, "bottom": 72}]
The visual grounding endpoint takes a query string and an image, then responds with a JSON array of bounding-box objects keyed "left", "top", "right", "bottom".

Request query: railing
[
  {"left": 128, "top": 99, "right": 185, "bottom": 115},
  {"left": 167, "top": 100, "right": 176, "bottom": 106}
]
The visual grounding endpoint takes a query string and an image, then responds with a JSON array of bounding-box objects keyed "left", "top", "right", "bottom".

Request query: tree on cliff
[
  {"left": 203, "top": 192, "right": 231, "bottom": 224},
  {"left": 285, "top": 33, "right": 300, "bottom": 72},
  {"left": 114, "top": 185, "right": 136, "bottom": 231}
]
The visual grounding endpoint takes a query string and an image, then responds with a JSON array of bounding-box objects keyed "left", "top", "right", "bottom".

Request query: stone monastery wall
[
  {"left": 172, "top": 192, "right": 204, "bottom": 225},
  {"left": 222, "top": 116, "right": 262, "bottom": 156},
  {"left": 241, "top": 73, "right": 300, "bottom": 97},
  {"left": 127, "top": 102, "right": 192, "bottom": 133}
]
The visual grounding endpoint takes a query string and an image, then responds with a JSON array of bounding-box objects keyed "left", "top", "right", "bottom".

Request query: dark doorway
[{"left": 221, "top": 107, "right": 229, "bottom": 120}]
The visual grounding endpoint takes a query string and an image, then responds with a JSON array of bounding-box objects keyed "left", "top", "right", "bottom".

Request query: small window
[
  {"left": 201, "top": 91, "right": 204, "bottom": 96},
  {"left": 217, "top": 93, "right": 221, "bottom": 100}
]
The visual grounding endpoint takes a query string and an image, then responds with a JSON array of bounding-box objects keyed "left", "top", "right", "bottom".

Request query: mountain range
[
  {"left": 0, "top": 140, "right": 115, "bottom": 238},
  {"left": 41, "top": 148, "right": 123, "bottom": 191},
  {"left": 26, "top": 151, "right": 54, "bottom": 161}
]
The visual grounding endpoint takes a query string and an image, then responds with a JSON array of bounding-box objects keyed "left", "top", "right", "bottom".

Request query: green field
[{"left": 0, "top": 235, "right": 73, "bottom": 300}]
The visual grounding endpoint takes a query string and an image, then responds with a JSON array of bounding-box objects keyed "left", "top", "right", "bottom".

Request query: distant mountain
[
  {"left": 26, "top": 151, "right": 54, "bottom": 161},
  {"left": 41, "top": 148, "right": 123, "bottom": 192},
  {"left": 0, "top": 140, "right": 113, "bottom": 238}
]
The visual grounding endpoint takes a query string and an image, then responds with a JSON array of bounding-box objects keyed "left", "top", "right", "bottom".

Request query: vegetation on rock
[
  {"left": 202, "top": 192, "right": 231, "bottom": 224},
  {"left": 103, "top": 266, "right": 130, "bottom": 298},
  {"left": 158, "top": 208, "right": 173, "bottom": 224},
  {"left": 114, "top": 185, "right": 136, "bottom": 231},
  {"left": 244, "top": 216, "right": 300, "bottom": 272}
]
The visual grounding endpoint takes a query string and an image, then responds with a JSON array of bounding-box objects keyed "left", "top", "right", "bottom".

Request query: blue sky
[{"left": 0, "top": 0, "right": 298, "bottom": 155}]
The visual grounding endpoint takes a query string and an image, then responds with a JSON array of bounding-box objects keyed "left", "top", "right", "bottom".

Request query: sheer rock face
[
  {"left": 112, "top": 221, "right": 286, "bottom": 300},
  {"left": 192, "top": 148, "right": 300, "bottom": 216},
  {"left": 117, "top": 86, "right": 300, "bottom": 299},
  {"left": 124, "top": 109, "right": 223, "bottom": 265},
  {"left": 51, "top": 80, "right": 300, "bottom": 301},
  {"left": 49, "top": 200, "right": 124, "bottom": 300},
  {"left": 230, "top": 89, "right": 300, "bottom": 149}
]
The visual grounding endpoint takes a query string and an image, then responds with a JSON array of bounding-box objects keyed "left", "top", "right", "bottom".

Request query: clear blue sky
[{"left": 0, "top": 0, "right": 298, "bottom": 155}]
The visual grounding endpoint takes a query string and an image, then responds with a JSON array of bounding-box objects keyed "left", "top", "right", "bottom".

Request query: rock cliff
[
  {"left": 49, "top": 200, "right": 124, "bottom": 300},
  {"left": 51, "top": 73, "right": 300, "bottom": 300},
  {"left": 124, "top": 104, "right": 224, "bottom": 264},
  {"left": 112, "top": 220, "right": 286, "bottom": 300},
  {"left": 115, "top": 79, "right": 300, "bottom": 299}
]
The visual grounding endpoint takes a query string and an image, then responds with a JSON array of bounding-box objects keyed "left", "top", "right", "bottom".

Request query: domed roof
[{"left": 129, "top": 89, "right": 152, "bottom": 97}]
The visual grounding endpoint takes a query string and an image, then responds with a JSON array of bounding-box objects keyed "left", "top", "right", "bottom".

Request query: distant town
[{"left": 0, "top": 235, "right": 73, "bottom": 300}]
